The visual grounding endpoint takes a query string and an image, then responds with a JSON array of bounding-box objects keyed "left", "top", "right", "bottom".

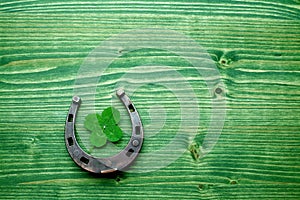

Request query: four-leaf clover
[{"left": 84, "top": 107, "right": 124, "bottom": 148}]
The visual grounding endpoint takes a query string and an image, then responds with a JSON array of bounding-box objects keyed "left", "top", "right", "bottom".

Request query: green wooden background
[{"left": 1, "top": 0, "right": 300, "bottom": 199}]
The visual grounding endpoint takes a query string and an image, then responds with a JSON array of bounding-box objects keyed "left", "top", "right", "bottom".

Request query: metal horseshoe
[{"left": 65, "top": 89, "right": 144, "bottom": 174}]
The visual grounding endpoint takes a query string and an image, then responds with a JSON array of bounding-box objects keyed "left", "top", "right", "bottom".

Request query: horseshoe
[{"left": 65, "top": 89, "right": 144, "bottom": 174}]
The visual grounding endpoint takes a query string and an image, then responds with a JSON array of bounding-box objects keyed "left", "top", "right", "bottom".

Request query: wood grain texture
[{"left": 0, "top": 0, "right": 300, "bottom": 199}]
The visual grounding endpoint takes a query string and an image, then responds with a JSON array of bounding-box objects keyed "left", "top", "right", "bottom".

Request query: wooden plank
[{"left": 0, "top": 0, "right": 300, "bottom": 199}]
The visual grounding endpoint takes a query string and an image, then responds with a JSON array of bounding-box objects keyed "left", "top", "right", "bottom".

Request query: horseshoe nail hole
[
  {"left": 67, "top": 137, "right": 74, "bottom": 146},
  {"left": 230, "top": 180, "right": 238, "bottom": 185},
  {"left": 68, "top": 114, "right": 73, "bottom": 122},
  {"left": 80, "top": 156, "right": 89, "bottom": 165},
  {"left": 215, "top": 87, "right": 223, "bottom": 94},
  {"left": 128, "top": 104, "right": 135, "bottom": 112},
  {"left": 135, "top": 126, "right": 140, "bottom": 135},
  {"left": 126, "top": 148, "right": 134, "bottom": 157}
]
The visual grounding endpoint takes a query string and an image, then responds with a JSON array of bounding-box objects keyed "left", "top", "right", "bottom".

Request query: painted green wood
[{"left": 0, "top": 0, "right": 300, "bottom": 199}]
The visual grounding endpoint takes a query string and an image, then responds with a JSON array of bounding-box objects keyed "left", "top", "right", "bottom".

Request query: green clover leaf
[
  {"left": 84, "top": 107, "right": 124, "bottom": 148},
  {"left": 98, "top": 107, "right": 123, "bottom": 142},
  {"left": 90, "top": 129, "right": 107, "bottom": 147},
  {"left": 84, "top": 113, "right": 101, "bottom": 131}
]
